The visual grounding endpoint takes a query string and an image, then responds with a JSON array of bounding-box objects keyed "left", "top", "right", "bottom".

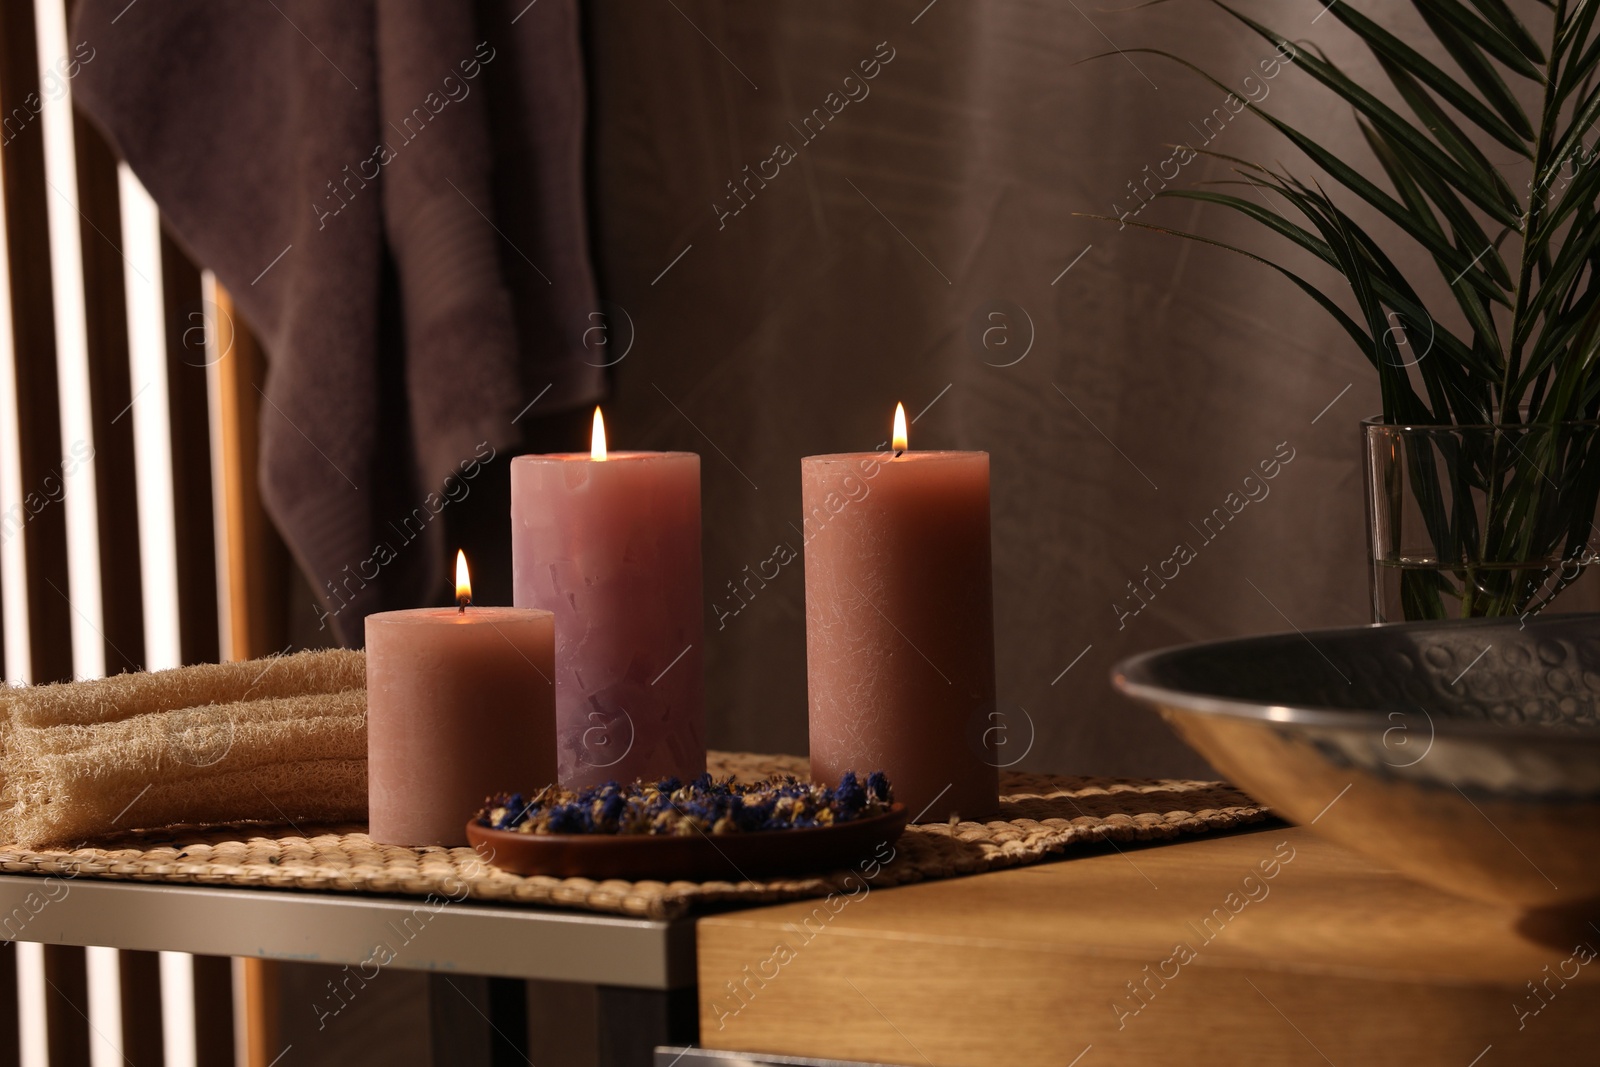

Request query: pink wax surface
[
  {"left": 510, "top": 451, "right": 706, "bottom": 788},
  {"left": 365, "top": 606, "right": 556, "bottom": 847},
  {"left": 802, "top": 450, "right": 999, "bottom": 823}
]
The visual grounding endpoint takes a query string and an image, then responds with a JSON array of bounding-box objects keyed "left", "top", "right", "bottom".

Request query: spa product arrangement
[
  {"left": 0, "top": 406, "right": 989, "bottom": 881},
  {"left": 365, "top": 404, "right": 1001, "bottom": 862}
]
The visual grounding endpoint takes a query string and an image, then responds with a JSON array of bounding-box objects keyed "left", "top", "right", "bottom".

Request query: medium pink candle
[
  {"left": 366, "top": 553, "right": 557, "bottom": 847},
  {"left": 510, "top": 410, "right": 706, "bottom": 789},
  {"left": 803, "top": 404, "right": 999, "bottom": 823}
]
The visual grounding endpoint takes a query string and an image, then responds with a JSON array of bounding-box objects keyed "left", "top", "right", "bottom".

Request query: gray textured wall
[{"left": 586, "top": 0, "right": 1427, "bottom": 777}]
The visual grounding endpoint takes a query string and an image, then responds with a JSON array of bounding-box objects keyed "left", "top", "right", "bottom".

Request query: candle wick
[
  {"left": 894, "top": 449, "right": 904, "bottom": 459},
  {"left": 458, "top": 596, "right": 469, "bottom": 615}
]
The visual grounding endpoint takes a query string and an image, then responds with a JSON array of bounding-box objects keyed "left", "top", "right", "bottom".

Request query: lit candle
[
  {"left": 366, "top": 551, "right": 557, "bottom": 846},
  {"left": 803, "top": 404, "right": 999, "bottom": 822},
  {"left": 510, "top": 409, "right": 706, "bottom": 788}
]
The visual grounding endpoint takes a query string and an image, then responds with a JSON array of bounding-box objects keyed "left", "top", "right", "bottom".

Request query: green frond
[{"left": 1097, "top": 0, "right": 1600, "bottom": 618}]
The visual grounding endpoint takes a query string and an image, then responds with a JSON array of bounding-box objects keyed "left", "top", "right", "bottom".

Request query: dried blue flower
[
  {"left": 475, "top": 770, "right": 895, "bottom": 836},
  {"left": 866, "top": 771, "right": 892, "bottom": 802},
  {"left": 836, "top": 770, "right": 866, "bottom": 811}
]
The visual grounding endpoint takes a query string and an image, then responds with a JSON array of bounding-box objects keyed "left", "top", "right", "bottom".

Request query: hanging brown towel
[{"left": 71, "top": 0, "right": 606, "bottom": 644}]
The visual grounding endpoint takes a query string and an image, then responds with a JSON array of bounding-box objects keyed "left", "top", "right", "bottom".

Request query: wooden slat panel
[
  {"left": 42, "top": 943, "right": 91, "bottom": 1067},
  {"left": 192, "top": 955, "right": 234, "bottom": 1067},
  {"left": 208, "top": 283, "right": 288, "bottom": 1065},
  {"left": 239, "top": 957, "right": 278, "bottom": 1067},
  {"left": 595, "top": 986, "right": 696, "bottom": 1067},
  {"left": 429, "top": 974, "right": 491, "bottom": 1065},
  {"left": 0, "top": 0, "right": 72, "bottom": 685},
  {"left": 213, "top": 284, "right": 287, "bottom": 662},
  {"left": 0, "top": 947, "right": 18, "bottom": 1067},
  {"left": 118, "top": 949, "right": 164, "bottom": 1066},
  {"left": 158, "top": 231, "right": 218, "bottom": 665},
  {"left": 525, "top": 980, "right": 597, "bottom": 1067},
  {"left": 71, "top": 104, "right": 144, "bottom": 675},
  {"left": 486, "top": 977, "right": 529, "bottom": 1067}
]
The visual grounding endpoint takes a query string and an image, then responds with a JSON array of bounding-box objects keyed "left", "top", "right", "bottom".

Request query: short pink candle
[
  {"left": 510, "top": 413, "right": 705, "bottom": 788},
  {"left": 366, "top": 595, "right": 557, "bottom": 847},
  {"left": 803, "top": 407, "right": 999, "bottom": 823}
]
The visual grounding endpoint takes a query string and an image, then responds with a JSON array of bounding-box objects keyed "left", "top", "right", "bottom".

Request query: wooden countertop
[{"left": 697, "top": 826, "right": 1600, "bottom": 1065}]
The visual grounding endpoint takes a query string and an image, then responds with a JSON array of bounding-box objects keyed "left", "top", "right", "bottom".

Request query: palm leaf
[
  {"left": 1420, "top": 0, "right": 1546, "bottom": 78},
  {"left": 1328, "top": 2, "right": 1530, "bottom": 153},
  {"left": 1209, "top": 4, "right": 1522, "bottom": 223},
  {"left": 1105, "top": 48, "right": 1514, "bottom": 303},
  {"left": 1101, "top": 0, "right": 1600, "bottom": 619}
]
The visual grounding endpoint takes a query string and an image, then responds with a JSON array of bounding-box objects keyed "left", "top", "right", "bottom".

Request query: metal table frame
[
  {"left": 0, "top": 874, "right": 699, "bottom": 1065},
  {"left": 0, "top": 876, "right": 696, "bottom": 988}
]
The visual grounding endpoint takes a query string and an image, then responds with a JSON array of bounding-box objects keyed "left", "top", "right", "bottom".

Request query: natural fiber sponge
[{"left": 0, "top": 649, "right": 367, "bottom": 847}]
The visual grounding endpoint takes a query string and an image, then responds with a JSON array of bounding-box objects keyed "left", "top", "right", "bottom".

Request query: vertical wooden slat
[
  {"left": 429, "top": 974, "right": 492, "bottom": 1065},
  {"left": 239, "top": 957, "right": 277, "bottom": 1067},
  {"left": 0, "top": 0, "right": 72, "bottom": 685},
  {"left": 70, "top": 108, "right": 143, "bottom": 675},
  {"left": 159, "top": 230, "right": 219, "bottom": 665},
  {"left": 210, "top": 280, "right": 286, "bottom": 1066},
  {"left": 487, "top": 977, "right": 530, "bottom": 1067},
  {"left": 594, "top": 986, "right": 698, "bottom": 1067},
  {"left": 7, "top": 0, "right": 103, "bottom": 1061},
  {"left": 42, "top": 944, "right": 91, "bottom": 1067},
  {"left": 525, "top": 979, "right": 598, "bottom": 1067},
  {"left": 58, "top": 4, "right": 165, "bottom": 1060},
  {"left": 213, "top": 283, "right": 287, "bottom": 662},
  {"left": 118, "top": 949, "right": 163, "bottom": 1066},
  {"left": 0, "top": 945, "right": 17, "bottom": 1067},
  {"left": 192, "top": 955, "right": 235, "bottom": 1067}
]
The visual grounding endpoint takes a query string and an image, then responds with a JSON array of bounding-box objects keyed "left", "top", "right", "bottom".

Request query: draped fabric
[{"left": 73, "top": 0, "right": 605, "bottom": 647}]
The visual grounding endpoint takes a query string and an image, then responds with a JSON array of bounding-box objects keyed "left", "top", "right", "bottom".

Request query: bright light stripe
[
  {"left": 85, "top": 946, "right": 125, "bottom": 1067},
  {"left": 158, "top": 951, "right": 198, "bottom": 1067},
  {"left": 33, "top": 0, "right": 103, "bottom": 681},
  {"left": 184, "top": 272, "right": 231, "bottom": 1067},
  {"left": 202, "top": 270, "right": 234, "bottom": 659},
  {"left": 231, "top": 958, "right": 250, "bottom": 1066},
  {"left": 0, "top": 123, "right": 30, "bottom": 686},
  {"left": 16, "top": 941, "right": 46, "bottom": 1067},
  {"left": 119, "top": 166, "right": 179, "bottom": 671}
]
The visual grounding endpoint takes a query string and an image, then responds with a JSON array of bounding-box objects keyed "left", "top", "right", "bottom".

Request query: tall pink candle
[
  {"left": 510, "top": 414, "right": 705, "bottom": 789},
  {"left": 366, "top": 582, "right": 557, "bottom": 847},
  {"left": 803, "top": 408, "right": 998, "bottom": 823}
]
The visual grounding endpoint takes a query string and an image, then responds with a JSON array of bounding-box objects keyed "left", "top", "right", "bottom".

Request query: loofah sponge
[{"left": 0, "top": 649, "right": 367, "bottom": 847}]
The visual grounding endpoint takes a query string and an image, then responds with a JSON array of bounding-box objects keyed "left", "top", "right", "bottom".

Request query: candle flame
[
  {"left": 455, "top": 549, "right": 471, "bottom": 609},
  {"left": 591, "top": 406, "right": 608, "bottom": 461},
  {"left": 892, "top": 402, "right": 908, "bottom": 454}
]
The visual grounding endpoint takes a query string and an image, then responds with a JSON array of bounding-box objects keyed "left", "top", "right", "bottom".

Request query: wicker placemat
[{"left": 0, "top": 753, "right": 1269, "bottom": 919}]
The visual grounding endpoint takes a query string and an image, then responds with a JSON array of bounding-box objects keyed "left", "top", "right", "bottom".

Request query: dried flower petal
[{"left": 473, "top": 771, "right": 895, "bottom": 836}]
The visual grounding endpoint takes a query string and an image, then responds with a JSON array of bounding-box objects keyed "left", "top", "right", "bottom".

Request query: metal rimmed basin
[{"left": 1114, "top": 613, "right": 1600, "bottom": 910}]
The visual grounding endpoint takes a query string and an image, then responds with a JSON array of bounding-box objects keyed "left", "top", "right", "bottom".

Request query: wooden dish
[{"left": 466, "top": 803, "right": 907, "bottom": 881}]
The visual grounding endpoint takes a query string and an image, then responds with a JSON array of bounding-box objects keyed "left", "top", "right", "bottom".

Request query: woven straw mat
[{"left": 0, "top": 752, "right": 1269, "bottom": 920}]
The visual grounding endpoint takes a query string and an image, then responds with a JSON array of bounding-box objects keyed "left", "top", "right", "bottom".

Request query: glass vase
[{"left": 1363, "top": 417, "right": 1600, "bottom": 623}]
